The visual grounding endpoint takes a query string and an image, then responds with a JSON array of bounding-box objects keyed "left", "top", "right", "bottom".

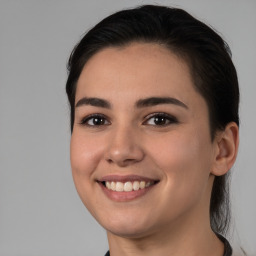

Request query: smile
[
  {"left": 97, "top": 175, "right": 159, "bottom": 201},
  {"left": 104, "top": 181, "right": 155, "bottom": 192}
]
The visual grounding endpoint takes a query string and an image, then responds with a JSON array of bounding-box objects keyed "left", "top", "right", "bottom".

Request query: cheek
[
  {"left": 149, "top": 129, "right": 213, "bottom": 194},
  {"left": 147, "top": 131, "right": 214, "bottom": 221},
  {"left": 70, "top": 131, "right": 105, "bottom": 186},
  {"left": 70, "top": 131, "right": 108, "bottom": 215}
]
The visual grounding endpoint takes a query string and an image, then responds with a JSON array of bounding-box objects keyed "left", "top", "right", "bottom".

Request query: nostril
[{"left": 104, "top": 138, "right": 145, "bottom": 166}]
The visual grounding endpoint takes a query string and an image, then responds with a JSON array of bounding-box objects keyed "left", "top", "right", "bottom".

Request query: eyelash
[
  {"left": 80, "top": 114, "right": 110, "bottom": 127},
  {"left": 143, "top": 112, "right": 178, "bottom": 126},
  {"left": 79, "top": 113, "right": 178, "bottom": 127}
]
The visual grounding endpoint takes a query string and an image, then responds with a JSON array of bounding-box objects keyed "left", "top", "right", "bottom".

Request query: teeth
[
  {"left": 110, "top": 181, "right": 116, "bottom": 191},
  {"left": 104, "top": 180, "right": 154, "bottom": 192},
  {"left": 133, "top": 181, "right": 140, "bottom": 191},
  {"left": 106, "top": 181, "right": 111, "bottom": 189},
  {"left": 116, "top": 182, "right": 124, "bottom": 192},
  {"left": 140, "top": 181, "right": 146, "bottom": 189},
  {"left": 146, "top": 182, "right": 151, "bottom": 188},
  {"left": 124, "top": 181, "right": 133, "bottom": 192}
]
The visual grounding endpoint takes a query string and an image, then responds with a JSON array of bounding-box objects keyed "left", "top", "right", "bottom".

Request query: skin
[{"left": 70, "top": 43, "right": 239, "bottom": 256}]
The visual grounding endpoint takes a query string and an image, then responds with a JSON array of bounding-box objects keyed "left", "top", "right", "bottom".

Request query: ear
[{"left": 211, "top": 122, "right": 239, "bottom": 176}]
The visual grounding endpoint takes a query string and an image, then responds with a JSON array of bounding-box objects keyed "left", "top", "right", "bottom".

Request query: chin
[
  {"left": 106, "top": 224, "right": 152, "bottom": 239},
  {"left": 98, "top": 212, "right": 157, "bottom": 238}
]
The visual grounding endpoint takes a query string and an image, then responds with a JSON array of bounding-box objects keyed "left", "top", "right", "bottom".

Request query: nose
[{"left": 104, "top": 125, "right": 145, "bottom": 167}]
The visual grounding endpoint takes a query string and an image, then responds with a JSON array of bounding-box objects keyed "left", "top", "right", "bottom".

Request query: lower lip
[{"left": 98, "top": 182, "right": 156, "bottom": 202}]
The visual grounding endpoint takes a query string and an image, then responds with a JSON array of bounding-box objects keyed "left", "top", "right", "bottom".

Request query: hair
[{"left": 66, "top": 5, "right": 239, "bottom": 235}]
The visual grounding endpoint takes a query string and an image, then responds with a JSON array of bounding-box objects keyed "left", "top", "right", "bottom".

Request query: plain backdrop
[{"left": 0, "top": 0, "right": 255, "bottom": 255}]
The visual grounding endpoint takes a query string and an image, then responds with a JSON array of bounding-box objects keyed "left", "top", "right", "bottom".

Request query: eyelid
[
  {"left": 79, "top": 113, "right": 111, "bottom": 126},
  {"left": 142, "top": 112, "right": 178, "bottom": 125},
  {"left": 78, "top": 112, "right": 178, "bottom": 127}
]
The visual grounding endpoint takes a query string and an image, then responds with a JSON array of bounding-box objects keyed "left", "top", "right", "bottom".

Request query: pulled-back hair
[{"left": 66, "top": 5, "right": 239, "bottom": 235}]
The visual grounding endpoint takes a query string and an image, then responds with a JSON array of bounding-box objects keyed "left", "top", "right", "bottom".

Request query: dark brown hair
[{"left": 66, "top": 5, "right": 239, "bottom": 235}]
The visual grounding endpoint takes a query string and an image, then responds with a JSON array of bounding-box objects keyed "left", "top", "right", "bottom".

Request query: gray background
[{"left": 0, "top": 0, "right": 255, "bottom": 255}]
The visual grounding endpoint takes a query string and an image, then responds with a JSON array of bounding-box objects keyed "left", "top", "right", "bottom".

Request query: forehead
[{"left": 76, "top": 43, "right": 203, "bottom": 108}]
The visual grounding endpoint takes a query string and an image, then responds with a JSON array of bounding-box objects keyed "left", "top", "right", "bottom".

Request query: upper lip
[{"left": 98, "top": 174, "right": 159, "bottom": 183}]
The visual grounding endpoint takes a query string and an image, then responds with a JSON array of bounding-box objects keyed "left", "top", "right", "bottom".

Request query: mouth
[
  {"left": 101, "top": 180, "right": 157, "bottom": 192},
  {"left": 97, "top": 175, "right": 160, "bottom": 201}
]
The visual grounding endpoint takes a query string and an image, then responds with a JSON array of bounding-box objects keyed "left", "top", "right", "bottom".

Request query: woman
[{"left": 66, "top": 5, "right": 239, "bottom": 256}]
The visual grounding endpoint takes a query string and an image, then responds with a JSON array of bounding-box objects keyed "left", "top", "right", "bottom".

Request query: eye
[
  {"left": 143, "top": 113, "right": 178, "bottom": 126},
  {"left": 80, "top": 114, "right": 110, "bottom": 126}
]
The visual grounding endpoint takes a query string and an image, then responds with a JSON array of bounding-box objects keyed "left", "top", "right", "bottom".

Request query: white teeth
[
  {"left": 110, "top": 181, "right": 116, "bottom": 191},
  {"left": 124, "top": 182, "right": 133, "bottom": 192},
  {"left": 116, "top": 182, "right": 124, "bottom": 192},
  {"left": 104, "top": 180, "right": 155, "bottom": 192},
  {"left": 133, "top": 181, "right": 140, "bottom": 191},
  {"left": 106, "top": 181, "right": 111, "bottom": 189},
  {"left": 140, "top": 181, "right": 146, "bottom": 189}
]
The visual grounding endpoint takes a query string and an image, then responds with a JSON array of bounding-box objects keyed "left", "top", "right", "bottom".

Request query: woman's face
[{"left": 70, "top": 43, "right": 218, "bottom": 238}]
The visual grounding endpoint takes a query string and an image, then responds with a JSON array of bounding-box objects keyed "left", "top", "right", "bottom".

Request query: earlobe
[{"left": 211, "top": 122, "right": 239, "bottom": 176}]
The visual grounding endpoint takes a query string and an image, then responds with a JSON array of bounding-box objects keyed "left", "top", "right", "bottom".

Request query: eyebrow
[
  {"left": 136, "top": 97, "right": 188, "bottom": 109},
  {"left": 75, "top": 97, "right": 111, "bottom": 108},
  {"left": 75, "top": 96, "right": 188, "bottom": 109}
]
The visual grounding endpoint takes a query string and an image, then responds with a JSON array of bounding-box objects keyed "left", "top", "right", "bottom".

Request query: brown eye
[
  {"left": 91, "top": 117, "right": 106, "bottom": 125},
  {"left": 81, "top": 114, "right": 110, "bottom": 126},
  {"left": 144, "top": 113, "right": 178, "bottom": 126},
  {"left": 153, "top": 116, "right": 169, "bottom": 125}
]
